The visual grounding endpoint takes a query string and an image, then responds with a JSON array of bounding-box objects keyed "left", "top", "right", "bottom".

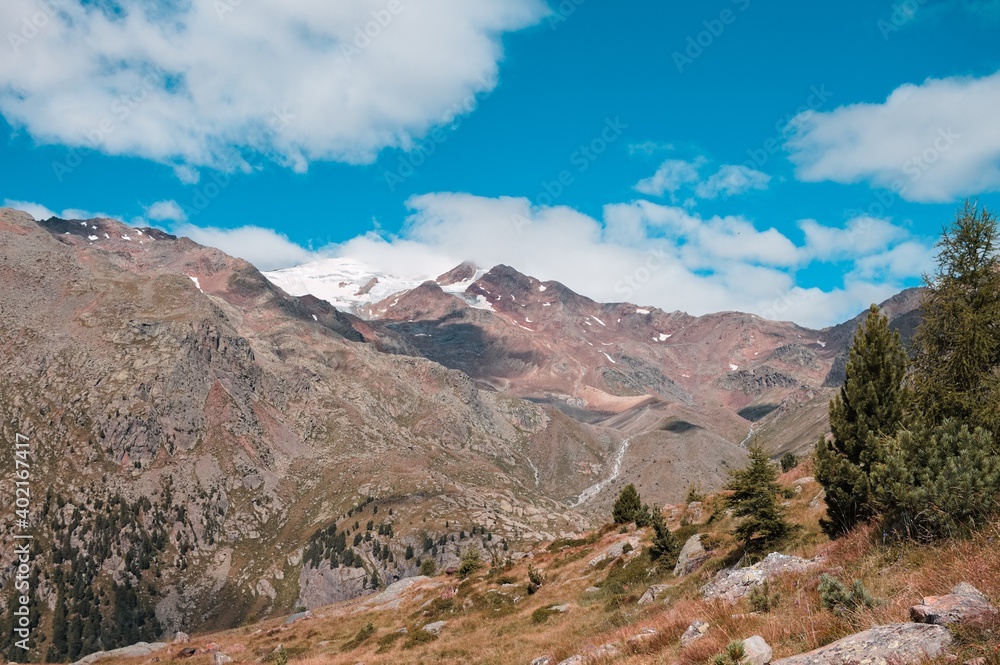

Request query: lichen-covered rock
[
  {"left": 422, "top": 620, "right": 447, "bottom": 635},
  {"left": 637, "top": 584, "right": 672, "bottom": 605},
  {"left": 702, "top": 553, "right": 821, "bottom": 603},
  {"left": 680, "top": 620, "right": 710, "bottom": 646},
  {"left": 772, "top": 623, "right": 951, "bottom": 665},
  {"left": 588, "top": 537, "right": 640, "bottom": 567},
  {"left": 71, "top": 642, "right": 168, "bottom": 665}
]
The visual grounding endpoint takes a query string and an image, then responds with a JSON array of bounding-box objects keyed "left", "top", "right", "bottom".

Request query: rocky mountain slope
[{"left": 0, "top": 208, "right": 923, "bottom": 657}]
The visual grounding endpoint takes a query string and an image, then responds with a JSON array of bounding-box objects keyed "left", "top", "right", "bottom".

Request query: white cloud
[
  {"left": 0, "top": 0, "right": 546, "bottom": 174},
  {"left": 146, "top": 200, "right": 187, "bottom": 223},
  {"left": 331, "top": 193, "right": 931, "bottom": 327},
  {"left": 785, "top": 70, "right": 1000, "bottom": 202},
  {"left": 694, "top": 164, "right": 771, "bottom": 199},
  {"left": 798, "top": 216, "right": 910, "bottom": 261},
  {"left": 634, "top": 158, "right": 704, "bottom": 198},
  {"left": 169, "top": 223, "right": 320, "bottom": 272},
  {"left": 3, "top": 199, "right": 120, "bottom": 222},
  {"left": 3, "top": 199, "right": 57, "bottom": 221},
  {"left": 634, "top": 159, "right": 770, "bottom": 201}
]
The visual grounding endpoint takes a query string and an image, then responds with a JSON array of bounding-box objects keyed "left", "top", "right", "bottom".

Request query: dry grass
[{"left": 94, "top": 471, "right": 1000, "bottom": 665}]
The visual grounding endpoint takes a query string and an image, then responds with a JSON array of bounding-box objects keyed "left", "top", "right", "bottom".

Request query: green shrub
[
  {"left": 612, "top": 484, "right": 651, "bottom": 525},
  {"left": 713, "top": 641, "right": 746, "bottom": 665},
  {"left": 818, "top": 575, "right": 878, "bottom": 614},
  {"left": 780, "top": 452, "right": 799, "bottom": 472},
  {"left": 748, "top": 580, "right": 779, "bottom": 613},
  {"left": 457, "top": 546, "right": 482, "bottom": 579},
  {"left": 872, "top": 420, "right": 1000, "bottom": 541},
  {"left": 419, "top": 558, "right": 437, "bottom": 576},
  {"left": 341, "top": 622, "right": 376, "bottom": 651},
  {"left": 402, "top": 629, "right": 437, "bottom": 650}
]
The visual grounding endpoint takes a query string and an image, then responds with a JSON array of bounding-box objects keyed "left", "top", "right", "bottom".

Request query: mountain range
[{"left": 0, "top": 208, "right": 922, "bottom": 641}]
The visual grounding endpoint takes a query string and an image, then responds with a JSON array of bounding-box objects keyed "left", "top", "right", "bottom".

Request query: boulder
[
  {"left": 626, "top": 627, "right": 659, "bottom": 648},
  {"left": 772, "top": 623, "right": 951, "bottom": 665},
  {"left": 674, "top": 534, "right": 710, "bottom": 577},
  {"left": 557, "top": 656, "right": 584, "bottom": 665},
  {"left": 742, "top": 636, "right": 773, "bottom": 665},
  {"left": 680, "top": 620, "right": 710, "bottom": 646},
  {"left": 71, "top": 642, "right": 169, "bottom": 665},
  {"left": 530, "top": 658, "right": 551, "bottom": 665},
  {"left": 910, "top": 582, "right": 997, "bottom": 626},
  {"left": 637, "top": 584, "right": 672, "bottom": 605},
  {"left": 702, "top": 553, "right": 821, "bottom": 603},
  {"left": 549, "top": 603, "right": 571, "bottom": 613},
  {"left": 173, "top": 632, "right": 190, "bottom": 644},
  {"left": 589, "top": 537, "right": 641, "bottom": 567},
  {"left": 212, "top": 653, "right": 233, "bottom": 665},
  {"left": 422, "top": 620, "right": 447, "bottom": 635},
  {"left": 682, "top": 501, "right": 706, "bottom": 524}
]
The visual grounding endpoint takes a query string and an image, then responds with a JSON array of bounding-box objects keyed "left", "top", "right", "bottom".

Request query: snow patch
[
  {"left": 188, "top": 276, "right": 203, "bottom": 292},
  {"left": 538, "top": 285, "right": 547, "bottom": 292},
  {"left": 87, "top": 235, "right": 98, "bottom": 241},
  {"left": 591, "top": 316, "right": 606, "bottom": 326},
  {"left": 729, "top": 364, "right": 739, "bottom": 371},
  {"left": 603, "top": 353, "right": 617, "bottom": 364},
  {"left": 636, "top": 308, "right": 650, "bottom": 314}
]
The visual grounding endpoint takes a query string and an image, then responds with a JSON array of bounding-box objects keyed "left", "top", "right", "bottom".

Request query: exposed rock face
[
  {"left": 674, "top": 534, "right": 710, "bottom": 577},
  {"left": 297, "top": 563, "right": 370, "bottom": 610},
  {"left": 701, "top": 553, "right": 821, "bottom": 603},
  {"left": 421, "top": 620, "right": 447, "bottom": 635},
  {"left": 772, "top": 623, "right": 951, "bottom": 665},
  {"left": 910, "top": 582, "right": 998, "bottom": 625},
  {"left": 436, "top": 261, "right": 479, "bottom": 286},
  {"left": 588, "top": 536, "right": 640, "bottom": 567}
]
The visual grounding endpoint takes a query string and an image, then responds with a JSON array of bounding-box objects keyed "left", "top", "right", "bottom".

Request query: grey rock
[
  {"left": 531, "top": 658, "right": 551, "bottom": 665},
  {"left": 549, "top": 603, "right": 571, "bottom": 613},
  {"left": 173, "top": 632, "right": 191, "bottom": 644},
  {"left": 674, "top": 534, "right": 710, "bottom": 577},
  {"left": 557, "top": 656, "right": 584, "bottom": 665},
  {"left": 772, "top": 623, "right": 951, "bottom": 665},
  {"left": 910, "top": 582, "right": 997, "bottom": 626},
  {"left": 422, "top": 620, "right": 447, "bottom": 635},
  {"left": 638, "top": 584, "right": 672, "bottom": 605},
  {"left": 702, "top": 552, "right": 821, "bottom": 603},
  {"left": 212, "top": 653, "right": 233, "bottom": 665},
  {"left": 588, "top": 537, "right": 641, "bottom": 567},
  {"left": 680, "top": 620, "right": 710, "bottom": 646},
  {"left": 71, "top": 642, "right": 169, "bottom": 665},
  {"left": 741, "top": 635, "right": 773, "bottom": 665}
]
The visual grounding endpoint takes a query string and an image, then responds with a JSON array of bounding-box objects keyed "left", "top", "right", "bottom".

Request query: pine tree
[
  {"left": 911, "top": 201, "right": 1000, "bottom": 434},
  {"left": 815, "top": 305, "right": 908, "bottom": 537},
  {"left": 612, "top": 483, "right": 646, "bottom": 525},
  {"left": 726, "top": 444, "right": 790, "bottom": 554},
  {"left": 872, "top": 420, "right": 1000, "bottom": 540}
]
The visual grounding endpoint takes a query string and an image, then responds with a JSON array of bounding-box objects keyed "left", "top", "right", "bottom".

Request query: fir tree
[
  {"left": 815, "top": 305, "right": 908, "bottom": 537},
  {"left": 612, "top": 483, "right": 648, "bottom": 525},
  {"left": 911, "top": 201, "right": 1000, "bottom": 434},
  {"left": 648, "top": 509, "right": 681, "bottom": 565},
  {"left": 726, "top": 444, "right": 790, "bottom": 554}
]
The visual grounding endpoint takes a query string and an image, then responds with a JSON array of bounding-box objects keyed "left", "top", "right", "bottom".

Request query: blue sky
[{"left": 2, "top": 0, "right": 1000, "bottom": 327}]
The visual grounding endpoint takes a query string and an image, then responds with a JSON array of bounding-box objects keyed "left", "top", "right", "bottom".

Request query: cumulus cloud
[
  {"left": 0, "top": 0, "right": 546, "bottom": 174},
  {"left": 3, "top": 199, "right": 120, "bottom": 222},
  {"left": 785, "top": 70, "right": 1000, "bottom": 202},
  {"left": 145, "top": 200, "right": 187, "bottom": 223},
  {"left": 634, "top": 159, "right": 770, "bottom": 201},
  {"left": 694, "top": 164, "right": 771, "bottom": 199},
  {"left": 634, "top": 158, "right": 704, "bottom": 199},
  {"left": 331, "top": 193, "right": 931, "bottom": 327},
  {"left": 170, "top": 223, "right": 320, "bottom": 272}
]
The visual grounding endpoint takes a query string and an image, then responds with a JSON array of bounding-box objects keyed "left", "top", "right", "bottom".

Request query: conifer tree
[
  {"left": 815, "top": 305, "right": 908, "bottom": 537},
  {"left": 911, "top": 201, "right": 1000, "bottom": 434},
  {"left": 648, "top": 509, "right": 681, "bottom": 565},
  {"left": 612, "top": 483, "right": 646, "bottom": 525},
  {"left": 726, "top": 444, "right": 790, "bottom": 554}
]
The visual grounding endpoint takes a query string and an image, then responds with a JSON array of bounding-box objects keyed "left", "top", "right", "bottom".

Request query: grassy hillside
[{"left": 90, "top": 461, "right": 1000, "bottom": 665}]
